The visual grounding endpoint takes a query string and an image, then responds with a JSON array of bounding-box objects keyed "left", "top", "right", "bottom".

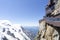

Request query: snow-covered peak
[
  {"left": 0, "top": 20, "right": 31, "bottom": 40},
  {"left": 0, "top": 20, "right": 12, "bottom": 28},
  {"left": 0, "top": 20, "right": 12, "bottom": 25}
]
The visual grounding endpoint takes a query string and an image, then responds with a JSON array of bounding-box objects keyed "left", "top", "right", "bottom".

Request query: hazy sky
[{"left": 0, "top": 0, "right": 48, "bottom": 26}]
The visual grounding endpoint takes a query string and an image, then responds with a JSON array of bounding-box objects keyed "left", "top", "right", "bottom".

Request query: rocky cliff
[
  {"left": 35, "top": 0, "right": 60, "bottom": 40},
  {"left": 35, "top": 20, "right": 60, "bottom": 40}
]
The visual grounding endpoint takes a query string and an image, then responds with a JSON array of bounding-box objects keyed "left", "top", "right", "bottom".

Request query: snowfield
[{"left": 0, "top": 20, "right": 31, "bottom": 40}]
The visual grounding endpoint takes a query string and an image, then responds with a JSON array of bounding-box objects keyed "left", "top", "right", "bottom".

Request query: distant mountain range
[{"left": 22, "top": 26, "right": 39, "bottom": 40}]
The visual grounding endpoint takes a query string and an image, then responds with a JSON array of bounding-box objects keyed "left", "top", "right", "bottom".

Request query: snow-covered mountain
[{"left": 0, "top": 20, "right": 31, "bottom": 40}]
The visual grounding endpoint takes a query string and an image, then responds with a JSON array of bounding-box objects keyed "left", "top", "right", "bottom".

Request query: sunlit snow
[{"left": 0, "top": 20, "right": 31, "bottom": 40}]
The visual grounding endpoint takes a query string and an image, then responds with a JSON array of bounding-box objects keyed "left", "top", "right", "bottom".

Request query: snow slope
[{"left": 0, "top": 20, "right": 31, "bottom": 40}]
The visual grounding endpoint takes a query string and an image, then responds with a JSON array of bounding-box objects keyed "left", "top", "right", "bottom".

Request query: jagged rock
[{"left": 35, "top": 20, "right": 59, "bottom": 40}]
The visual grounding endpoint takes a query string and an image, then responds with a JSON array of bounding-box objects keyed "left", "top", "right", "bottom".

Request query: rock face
[
  {"left": 35, "top": 0, "right": 60, "bottom": 40},
  {"left": 35, "top": 20, "right": 59, "bottom": 40}
]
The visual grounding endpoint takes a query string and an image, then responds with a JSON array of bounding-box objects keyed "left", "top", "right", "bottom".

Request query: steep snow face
[{"left": 0, "top": 20, "right": 31, "bottom": 40}]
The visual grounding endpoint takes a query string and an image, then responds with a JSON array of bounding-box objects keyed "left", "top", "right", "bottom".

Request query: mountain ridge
[{"left": 0, "top": 20, "right": 31, "bottom": 40}]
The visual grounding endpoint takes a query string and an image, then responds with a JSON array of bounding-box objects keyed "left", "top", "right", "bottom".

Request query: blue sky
[{"left": 0, "top": 0, "right": 48, "bottom": 26}]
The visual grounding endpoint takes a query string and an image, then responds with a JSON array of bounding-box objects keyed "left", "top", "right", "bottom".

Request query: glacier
[{"left": 0, "top": 20, "right": 31, "bottom": 40}]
